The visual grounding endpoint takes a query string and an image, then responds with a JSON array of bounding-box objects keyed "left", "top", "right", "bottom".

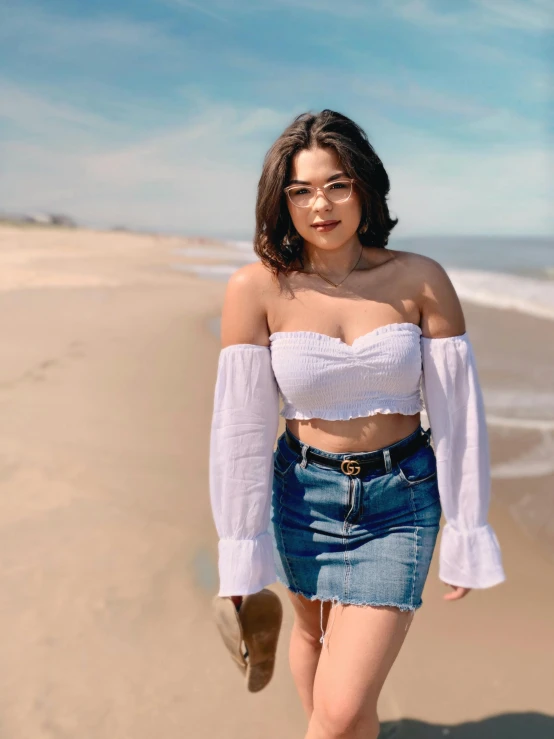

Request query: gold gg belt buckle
[{"left": 340, "top": 459, "right": 361, "bottom": 476}]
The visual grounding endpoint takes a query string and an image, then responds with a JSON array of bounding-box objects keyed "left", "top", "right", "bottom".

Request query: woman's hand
[{"left": 443, "top": 583, "right": 471, "bottom": 601}]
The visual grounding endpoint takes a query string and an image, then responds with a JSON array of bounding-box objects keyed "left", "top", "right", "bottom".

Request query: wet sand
[{"left": 0, "top": 225, "right": 552, "bottom": 737}]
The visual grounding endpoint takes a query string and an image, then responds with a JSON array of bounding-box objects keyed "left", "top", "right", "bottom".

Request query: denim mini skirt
[{"left": 269, "top": 424, "right": 442, "bottom": 615}]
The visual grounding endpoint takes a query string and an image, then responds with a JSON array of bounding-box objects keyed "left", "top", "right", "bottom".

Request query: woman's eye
[
  {"left": 329, "top": 182, "right": 346, "bottom": 190},
  {"left": 294, "top": 188, "right": 310, "bottom": 195}
]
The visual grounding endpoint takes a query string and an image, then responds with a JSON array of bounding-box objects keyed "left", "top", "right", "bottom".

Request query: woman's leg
[
  {"left": 285, "top": 591, "right": 333, "bottom": 718},
  {"left": 305, "top": 603, "right": 416, "bottom": 739}
]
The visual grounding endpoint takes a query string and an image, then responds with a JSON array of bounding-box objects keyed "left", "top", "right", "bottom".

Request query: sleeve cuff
[
  {"left": 217, "top": 532, "right": 277, "bottom": 596},
  {"left": 439, "top": 522, "right": 506, "bottom": 589}
]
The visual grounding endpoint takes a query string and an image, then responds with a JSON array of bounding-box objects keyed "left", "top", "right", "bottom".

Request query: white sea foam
[
  {"left": 175, "top": 240, "right": 554, "bottom": 322},
  {"left": 491, "top": 432, "right": 554, "bottom": 479},
  {"left": 171, "top": 263, "right": 238, "bottom": 280},
  {"left": 174, "top": 246, "right": 256, "bottom": 263},
  {"left": 483, "top": 389, "right": 554, "bottom": 424},
  {"left": 486, "top": 415, "right": 554, "bottom": 432},
  {"left": 448, "top": 268, "right": 554, "bottom": 321},
  {"left": 225, "top": 240, "right": 256, "bottom": 252}
]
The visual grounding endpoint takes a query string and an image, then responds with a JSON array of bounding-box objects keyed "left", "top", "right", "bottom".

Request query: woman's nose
[{"left": 313, "top": 190, "right": 332, "bottom": 210}]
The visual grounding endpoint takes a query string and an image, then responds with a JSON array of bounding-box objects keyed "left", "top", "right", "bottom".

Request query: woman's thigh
[
  {"left": 285, "top": 591, "right": 333, "bottom": 644},
  {"left": 312, "top": 603, "right": 415, "bottom": 724}
]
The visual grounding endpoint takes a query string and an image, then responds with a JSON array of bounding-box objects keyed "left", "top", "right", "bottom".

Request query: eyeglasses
[{"left": 283, "top": 178, "right": 355, "bottom": 208}]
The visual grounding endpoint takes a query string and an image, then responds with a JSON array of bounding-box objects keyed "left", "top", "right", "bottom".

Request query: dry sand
[{"left": 0, "top": 225, "right": 552, "bottom": 738}]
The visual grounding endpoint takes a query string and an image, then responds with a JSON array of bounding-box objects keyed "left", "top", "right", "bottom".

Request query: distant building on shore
[{"left": 0, "top": 211, "right": 77, "bottom": 228}]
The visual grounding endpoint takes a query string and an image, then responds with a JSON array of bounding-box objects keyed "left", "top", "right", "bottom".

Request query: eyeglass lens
[{"left": 287, "top": 181, "right": 352, "bottom": 207}]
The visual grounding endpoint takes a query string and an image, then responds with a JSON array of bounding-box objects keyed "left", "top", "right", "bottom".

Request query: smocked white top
[
  {"left": 209, "top": 322, "right": 506, "bottom": 597},
  {"left": 270, "top": 322, "right": 423, "bottom": 420}
]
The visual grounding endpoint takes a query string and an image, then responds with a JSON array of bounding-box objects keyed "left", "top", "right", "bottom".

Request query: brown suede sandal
[
  {"left": 212, "top": 588, "right": 283, "bottom": 693},
  {"left": 240, "top": 589, "right": 283, "bottom": 693},
  {"left": 212, "top": 595, "right": 248, "bottom": 675}
]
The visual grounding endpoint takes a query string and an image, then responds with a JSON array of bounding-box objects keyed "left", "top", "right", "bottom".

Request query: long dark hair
[{"left": 254, "top": 109, "right": 398, "bottom": 275}]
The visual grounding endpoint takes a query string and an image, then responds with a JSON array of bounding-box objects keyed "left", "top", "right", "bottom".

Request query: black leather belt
[{"left": 284, "top": 426, "right": 431, "bottom": 476}]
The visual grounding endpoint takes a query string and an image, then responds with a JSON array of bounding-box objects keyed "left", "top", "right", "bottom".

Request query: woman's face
[{"left": 286, "top": 146, "right": 363, "bottom": 251}]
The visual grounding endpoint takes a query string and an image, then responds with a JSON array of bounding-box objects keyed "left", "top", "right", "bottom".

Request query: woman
[{"left": 209, "top": 110, "right": 505, "bottom": 739}]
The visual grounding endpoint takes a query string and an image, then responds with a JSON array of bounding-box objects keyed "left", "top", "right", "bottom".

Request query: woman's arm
[
  {"left": 417, "top": 256, "right": 506, "bottom": 597},
  {"left": 220, "top": 262, "right": 273, "bottom": 349},
  {"left": 209, "top": 264, "right": 280, "bottom": 598}
]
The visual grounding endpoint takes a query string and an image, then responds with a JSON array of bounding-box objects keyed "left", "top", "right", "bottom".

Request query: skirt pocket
[
  {"left": 273, "top": 433, "right": 301, "bottom": 480},
  {"left": 395, "top": 443, "right": 438, "bottom": 487}
]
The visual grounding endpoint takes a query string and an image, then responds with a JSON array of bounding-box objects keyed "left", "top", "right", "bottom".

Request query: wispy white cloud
[
  {"left": 355, "top": 80, "right": 544, "bottom": 139},
  {"left": 473, "top": 0, "right": 554, "bottom": 31},
  {"left": 0, "top": 79, "right": 121, "bottom": 137},
  {"left": 228, "top": 62, "right": 542, "bottom": 140},
  {"left": 171, "top": 0, "right": 553, "bottom": 30},
  {"left": 380, "top": 0, "right": 465, "bottom": 28},
  {"left": 164, "top": 0, "right": 370, "bottom": 18},
  {"left": 382, "top": 0, "right": 554, "bottom": 31},
  {"left": 1, "top": 81, "right": 551, "bottom": 237},
  {"left": 0, "top": 3, "right": 186, "bottom": 61},
  {"left": 162, "top": 0, "right": 236, "bottom": 23},
  {"left": 352, "top": 79, "right": 494, "bottom": 119},
  {"left": 466, "top": 109, "right": 545, "bottom": 139},
  {"left": 0, "top": 1, "right": 549, "bottom": 236},
  {"left": 387, "top": 136, "right": 553, "bottom": 236},
  {"left": 0, "top": 82, "right": 291, "bottom": 235}
]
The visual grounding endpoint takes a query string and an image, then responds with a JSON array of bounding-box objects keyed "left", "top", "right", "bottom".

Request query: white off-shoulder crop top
[
  {"left": 269, "top": 322, "right": 423, "bottom": 420},
  {"left": 209, "top": 322, "right": 506, "bottom": 598}
]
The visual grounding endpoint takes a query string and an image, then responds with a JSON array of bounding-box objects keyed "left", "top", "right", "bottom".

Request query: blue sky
[{"left": 0, "top": 0, "right": 552, "bottom": 238}]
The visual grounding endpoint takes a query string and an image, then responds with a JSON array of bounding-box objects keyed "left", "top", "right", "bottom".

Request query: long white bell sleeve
[
  {"left": 421, "top": 334, "right": 506, "bottom": 589},
  {"left": 209, "top": 344, "right": 279, "bottom": 597}
]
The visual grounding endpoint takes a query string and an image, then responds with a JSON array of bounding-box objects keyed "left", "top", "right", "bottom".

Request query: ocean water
[
  {"left": 182, "top": 236, "right": 554, "bottom": 481},
  {"left": 397, "top": 240, "right": 554, "bottom": 483},
  {"left": 400, "top": 236, "right": 554, "bottom": 321},
  {"left": 175, "top": 236, "right": 554, "bottom": 319}
]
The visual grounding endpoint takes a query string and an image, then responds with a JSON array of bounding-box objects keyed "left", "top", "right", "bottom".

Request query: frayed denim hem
[{"left": 275, "top": 575, "right": 421, "bottom": 649}]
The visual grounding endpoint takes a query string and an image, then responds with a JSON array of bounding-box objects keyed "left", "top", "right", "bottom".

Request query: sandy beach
[{"left": 0, "top": 224, "right": 553, "bottom": 738}]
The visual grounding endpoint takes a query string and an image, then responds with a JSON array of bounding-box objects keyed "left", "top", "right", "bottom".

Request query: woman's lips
[{"left": 311, "top": 221, "right": 340, "bottom": 232}]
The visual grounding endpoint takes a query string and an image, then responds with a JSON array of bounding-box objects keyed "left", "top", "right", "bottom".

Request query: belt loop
[
  {"left": 300, "top": 443, "right": 309, "bottom": 468},
  {"left": 383, "top": 448, "right": 392, "bottom": 473}
]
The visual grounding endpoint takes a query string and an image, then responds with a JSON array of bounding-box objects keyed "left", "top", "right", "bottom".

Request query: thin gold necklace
[{"left": 308, "top": 245, "right": 364, "bottom": 288}]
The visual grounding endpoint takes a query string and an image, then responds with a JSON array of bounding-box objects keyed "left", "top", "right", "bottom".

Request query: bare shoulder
[
  {"left": 390, "top": 249, "right": 452, "bottom": 290},
  {"left": 389, "top": 249, "right": 466, "bottom": 338},
  {"left": 220, "top": 261, "right": 275, "bottom": 348}
]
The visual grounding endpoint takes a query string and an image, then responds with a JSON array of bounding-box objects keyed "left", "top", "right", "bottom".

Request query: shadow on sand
[{"left": 379, "top": 712, "right": 554, "bottom": 738}]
